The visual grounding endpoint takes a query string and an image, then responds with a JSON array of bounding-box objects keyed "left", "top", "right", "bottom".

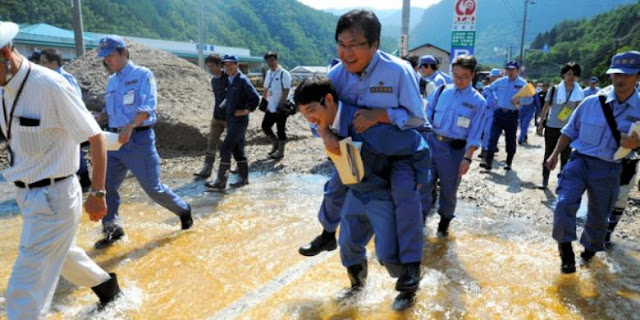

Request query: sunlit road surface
[{"left": 0, "top": 174, "right": 638, "bottom": 319}]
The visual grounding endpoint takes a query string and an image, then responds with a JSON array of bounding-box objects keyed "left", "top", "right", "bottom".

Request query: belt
[
  {"left": 106, "top": 126, "right": 151, "bottom": 133},
  {"left": 498, "top": 108, "right": 518, "bottom": 113},
  {"left": 435, "top": 133, "right": 455, "bottom": 142},
  {"left": 14, "top": 175, "right": 72, "bottom": 189}
]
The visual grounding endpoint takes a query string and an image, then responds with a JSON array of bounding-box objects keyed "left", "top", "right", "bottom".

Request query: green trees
[{"left": 526, "top": 3, "right": 640, "bottom": 82}]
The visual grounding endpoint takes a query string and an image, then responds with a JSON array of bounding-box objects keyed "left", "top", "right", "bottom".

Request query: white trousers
[{"left": 6, "top": 175, "right": 111, "bottom": 320}]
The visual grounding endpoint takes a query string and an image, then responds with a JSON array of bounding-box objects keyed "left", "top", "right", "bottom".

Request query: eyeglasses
[
  {"left": 453, "top": 73, "right": 473, "bottom": 81},
  {"left": 302, "top": 97, "right": 325, "bottom": 115},
  {"left": 337, "top": 41, "right": 369, "bottom": 52}
]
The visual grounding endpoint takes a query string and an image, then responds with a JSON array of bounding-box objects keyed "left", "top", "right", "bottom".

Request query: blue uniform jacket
[
  {"left": 333, "top": 102, "right": 431, "bottom": 195},
  {"left": 224, "top": 72, "right": 259, "bottom": 120},
  {"left": 562, "top": 89, "right": 640, "bottom": 162},
  {"left": 328, "top": 50, "right": 427, "bottom": 130},
  {"left": 427, "top": 84, "right": 487, "bottom": 149},
  {"left": 57, "top": 67, "right": 81, "bottom": 96},
  {"left": 488, "top": 76, "right": 528, "bottom": 110},
  {"left": 105, "top": 61, "right": 157, "bottom": 128},
  {"left": 211, "top": 73, "right": 228, "bottom": 120},
  {"left": 519, "top": 94, "right": 542, "bottom": 115}
]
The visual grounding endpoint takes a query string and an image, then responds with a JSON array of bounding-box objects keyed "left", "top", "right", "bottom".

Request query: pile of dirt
[{"left": 65, "top": 40, "right": 312, "bottom": 152}]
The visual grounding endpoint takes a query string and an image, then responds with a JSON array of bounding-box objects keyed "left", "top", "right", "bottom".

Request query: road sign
[{"left": 453, "top": 0, "right": 477, "bottom": 31}]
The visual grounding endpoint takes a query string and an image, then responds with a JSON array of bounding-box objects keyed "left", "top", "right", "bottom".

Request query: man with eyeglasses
[
  {"left": 297, "top": 9, "right": 428, "bottom": 310},
  {"left": 422, "top": 55, "right": 486, "bottom": 237}
]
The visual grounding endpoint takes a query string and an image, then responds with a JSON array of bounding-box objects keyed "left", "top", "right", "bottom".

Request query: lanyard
[
  {"left": 2, "top": 63, "right": 32, "bottom": 141},
  {"left": 2, "top": 63, "right": 32, "bottom": 166}
]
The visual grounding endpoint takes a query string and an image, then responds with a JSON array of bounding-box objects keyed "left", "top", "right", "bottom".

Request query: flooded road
[{"left": 0, "top": 173, "right": 638, "bottom": 319}]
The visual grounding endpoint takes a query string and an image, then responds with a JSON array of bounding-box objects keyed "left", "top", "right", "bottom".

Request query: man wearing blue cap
[
  {"left": 95, "top": 35, "right": 193, "bottom": 249},
  {"left": 479, "top": 68, "right": 502, "bottom": 158},
  {"left": 546, "top": 51, "right": 640, "bottom": 273},
  {"left": 419, "top": 54, "right": 447, "bottom": 92},
  {"left": 480, "top": 61, "right": 527, "bottom": 171},
  {"left": 583, "top": 76, "right": 601, "bottom": 97},
  {"left": 206, "top": 54, "right": 259, "bottom": 191},
  {"left": 0, "top": 21, "right": 120, "bottom": 318}
]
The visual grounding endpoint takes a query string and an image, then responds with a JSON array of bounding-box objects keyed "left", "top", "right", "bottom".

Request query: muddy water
[{"left": 0, "top": 174, "right": 638, "bottom": 319}]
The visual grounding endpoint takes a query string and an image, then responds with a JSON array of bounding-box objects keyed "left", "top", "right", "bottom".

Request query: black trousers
[
  {"left": 261, "top": 111, "right": 288, "bottom": 141},
  {"left": 543, "top": 126, "right": 571, "bottom": 176}
]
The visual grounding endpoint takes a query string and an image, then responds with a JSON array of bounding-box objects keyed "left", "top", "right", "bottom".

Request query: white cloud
[{"left": 297, "top": 0, "right": 441, "bottom": 10}]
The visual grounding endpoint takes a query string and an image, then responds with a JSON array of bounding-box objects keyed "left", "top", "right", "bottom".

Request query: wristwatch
[{"left": 89, "top": 190, "right": 107, "bottom": 199}]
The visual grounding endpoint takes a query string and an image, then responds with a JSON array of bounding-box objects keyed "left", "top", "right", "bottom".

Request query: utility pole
[
  {"left": 71, "top": 0, "right": 85, "bottom": 57},
  {"left": 400, "top": 0, "right": 410, "bottom": 57},
  {"left": 519, "top": 0, "right": 534, "bottom": 67},
  {"left": 197, "top": 0, "right": 204, "bottom": 69}
]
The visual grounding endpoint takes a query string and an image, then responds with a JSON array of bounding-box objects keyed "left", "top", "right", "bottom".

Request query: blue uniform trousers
[
  {"left": 481, "top": 110, "right": 494, "bottom": 150},
  {"left": 220, "top": 116, "right": 249, "bottom": 164},
  {"left": 487, "top": 109, "right": 519, "bottom": 159},
  {"left": 553, "top": 152, "right": 622, "bottom": 252},
  {"left": 103, "top": 129, "right": 189, "bottom": 227},
  {"left": 339, "top": 189, "right": 402, "bottom": 277},
  {"left": 318, "top": 165, "right": 424, "bottom": 264},
  {"left": 422, "top": 134, "right": 464, "bottom": 221},
  {"left": 518, "top": 105, "right": 535, "bottom": 143}
]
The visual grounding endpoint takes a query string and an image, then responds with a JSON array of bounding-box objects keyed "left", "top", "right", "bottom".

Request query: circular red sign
[{"left": 456, "top": 0, "right": 477, "bottom": 16}]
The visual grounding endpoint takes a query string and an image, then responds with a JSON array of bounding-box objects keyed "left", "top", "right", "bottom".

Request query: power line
[{"left": 500, "top": 0, "right": 521, "bottom": 29}]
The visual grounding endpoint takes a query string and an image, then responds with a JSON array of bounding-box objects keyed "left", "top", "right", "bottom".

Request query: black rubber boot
[
  {"left": 581, "top": 250, "right": 596, "bottom": 263},
  {"left": 94, "top": 225, "right": 125, "bottom": 249},
  {"left": 437, "top": 216, "right": 453, "bottom": 237},
  {"left": 605, "top": 208, "right": 623, "bottom": 249},
  {"left": 558, "top": 242, "right": 576, "bottom": 274},
  {"left": 504, "top": 154, "right": 514, "bottom": 170},
  {"left": 194, "top": 156, "right": 215, "bottom": 179},
  {"left": 347, "top": 262, "right": 368, "bottom": 290},
  {"left": 480, "top": 154, "right": 493, "bottom": 171},
  {"left": 538, "top": 167, "right": 550, "bottom": 189},
  {"left": 396, "top": 262, "right": 421, "bottom": 292},
  {"left": 92, "top": 273, "right": 121, "bottom": 309},
  {"left": 179, "top": 204, "right": 193, "bottom": 230},
  {"left": 267, "top": 136, "right": 278, "bottom": 157},
  {"left": 270, "top": 140, "right": 286, "bottom": 159},
  {"left": 230, "top": 161, "right": 249, "bottom": 188},
  {"left": 298, "top": 230, "right": 337, "bottom": 256},
  {"left": 205, "top": 163, "right": 231, "bottom": 191}
]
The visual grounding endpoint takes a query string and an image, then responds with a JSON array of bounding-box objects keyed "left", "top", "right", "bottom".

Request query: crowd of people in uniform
[{"left": 0, "top": 7, "right": 639, "bottom": 317}]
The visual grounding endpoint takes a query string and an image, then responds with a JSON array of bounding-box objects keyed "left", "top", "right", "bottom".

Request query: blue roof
[{"left": 19, "top": 23, "right": 93, "bottom": 41}]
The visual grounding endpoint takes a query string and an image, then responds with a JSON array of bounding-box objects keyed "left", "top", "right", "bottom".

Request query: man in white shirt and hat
[{"left": 0, "top": 21, "right": 120, "bottom": 319}]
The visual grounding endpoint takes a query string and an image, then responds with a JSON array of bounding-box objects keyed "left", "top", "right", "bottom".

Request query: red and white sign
[{"left": 453, "top": 0, "right": 477, "bottom": 31}]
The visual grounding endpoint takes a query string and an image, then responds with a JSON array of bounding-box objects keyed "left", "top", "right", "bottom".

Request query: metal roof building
[{"left": 13, "top": 23, "right": 263, "bottom": 69}]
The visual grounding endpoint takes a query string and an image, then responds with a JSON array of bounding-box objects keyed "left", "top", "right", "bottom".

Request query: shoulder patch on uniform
[{"left": 148, "top": 77, "right": 156, "bottom": 85}]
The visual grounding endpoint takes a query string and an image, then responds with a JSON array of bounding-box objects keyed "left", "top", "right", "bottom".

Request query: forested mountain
[
  {"left": 409, "top": 0, "right": 637, "bottom": 66},
  {"left": 525, "top": 2, "right": 640, "bottom": 81},
  {"left": 0, "top": 0, "right": 389, "bottom": 68}
]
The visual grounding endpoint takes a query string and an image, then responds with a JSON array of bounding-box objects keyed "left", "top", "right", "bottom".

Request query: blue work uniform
[
  {"left": 219, "top": 72, "right": 259, "bottom": 165},
  {"left": 423, "top": 84, "right": 486, "bottom": 221},
  {"left": 320, "top": 52, "right": 430, "bottom": 264},
  {"left": 517, "top": 94, "right": 542, "bottom": 143},
  {"left": 553, "top": 89, "right": 640, "bottom": 252},
  {"left": 486, "top": 76, "right": 528, "bottom": 164},
  {"left": 437, "top": 70, "right": 453, "bottom": 84},
  {"left": 56, "top": 67, "right": 89, "bottom": 178},
  {"left": 583, "top": 86, "right": 601, "bottom": 97},
  {"left": 102, "top": 61, "right": 189, "bottom": 228},
  {"left": 481, "top": 84, "right": 497, "bottom": 151},
  {"left": 426, "top": 72, "right": 447, "bottom": 89},
  {"left": 212, "top": 73, "right": 228, "bottom": 120},
  {"left": 333, "top": 102, "right": 430, "bottom": 275}
]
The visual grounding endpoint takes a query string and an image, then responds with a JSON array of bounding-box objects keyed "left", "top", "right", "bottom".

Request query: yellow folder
[
  {"left": 513, "top": 82, "right": 536, "bottom": 99},
  {"left": 326, "top": 137, "right": 365, "bottom": 185}
]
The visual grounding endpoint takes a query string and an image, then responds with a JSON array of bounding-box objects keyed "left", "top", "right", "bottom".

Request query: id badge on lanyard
[{"left": 557, "top": 105, "right": 573, "bottom": 122}]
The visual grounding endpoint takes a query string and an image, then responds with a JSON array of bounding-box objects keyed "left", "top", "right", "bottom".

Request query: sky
[{"left": 297, "top": 0, "right": 442, "bottom": 10}]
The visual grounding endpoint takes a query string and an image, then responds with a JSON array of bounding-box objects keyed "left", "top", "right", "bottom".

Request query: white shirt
[
  {"left": 263, "top": 67, "right": 292, "bottom": 113},
  {"left": 0, "top": 61, "right": 101, "bottom": 184}
]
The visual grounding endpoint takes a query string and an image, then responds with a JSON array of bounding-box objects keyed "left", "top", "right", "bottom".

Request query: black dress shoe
[
  {"left": 437, "top": 217, "right": 452, "bottom": 237},
  {"left": 180, "top": 204, "right": 193, "bottom": 230},
  {"left": 396, "top": 262, "right": 421, "bottom": 292},
  {"left": 95, "top": 226, "right": 125, "bottom": 249},
  {"left": 299, "top": 231, "right": 337, "bottom": 256},
  {"left": 392, "top": 290, "right": 417, "bottom": 311}
]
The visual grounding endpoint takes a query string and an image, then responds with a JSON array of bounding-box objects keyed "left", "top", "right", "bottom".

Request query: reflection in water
[{"left": 0, "top": 174, "right": 638, "bottom": 319}]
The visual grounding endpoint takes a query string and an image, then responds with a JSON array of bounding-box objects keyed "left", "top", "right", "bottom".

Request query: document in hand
[
  {"left": 104, "top": 131, "right": 123, "bottom": 151},
  {"left": 512, "top": 82, "right": 536, "bottom": 99},
  {"left": 326, "top": 137, "right": 365, "bottom": 185},
  {"left": 613, "top": 121, "right": 640, "bottom": 160}
]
